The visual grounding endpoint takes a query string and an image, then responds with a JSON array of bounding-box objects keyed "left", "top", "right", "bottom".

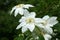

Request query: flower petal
[
  {"left": 10, "top": 6, "right": 16, "bottom": 14},
  {"left": 29, "top": 12, "right": 36, "bottom": 18},
  {"left": 44, "top": 26, "right": 53, "bottom": 34},
  {"left": 43, "top": 34, "right": 52, "bottom": 40},
  {"left": 16, "top": 22, "right": 26, "bottom": 29},
  {"left": 14, "top": 9, "right": 19, "bottom": 16},
  {"left": 22, "top": 26, "right": 28, "bottom": 33},
  {"left": 35, "top": 18, "right": 43, "bottom": 23},
  {"left": 48, "top": 17, "right": 58, "bottom": 27},
  {"left": 36, "top": 23, "right": 44, "bottom": 28},
  {"left": 23, "top": 9, "right": 30, "bottom": 16},
  {"left": 42, "top": 15, "right": 49, "bottom": 20},
  {"left": 18, "top": 8, "right": 24, "bottom": 15},
  {"left": 25, "top": 23, "right": 35, "bottom": 32},
  {"left": 16, "top": 24, "right": 22, "bottom": 29},
  {"left": 23, "top": 4, "right": 34, "bottom": 9},
  {"left": 19, "top": 17, "right": 26, "bottom": 22}
]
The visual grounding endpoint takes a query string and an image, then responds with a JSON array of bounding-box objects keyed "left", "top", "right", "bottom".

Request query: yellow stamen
[
  {"left": 16, "top": 4, "right": 24, "bottom": 8},
  {"left": 41, "top": 20, "right": 47, "bottom": 26},
  {"left": 26, "top": 18, "right": 34, "bottom": 23}
]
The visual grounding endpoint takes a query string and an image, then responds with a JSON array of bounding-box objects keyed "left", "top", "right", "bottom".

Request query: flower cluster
[{"left": 10, "top": 4, "right": 58, "bottom": 40}]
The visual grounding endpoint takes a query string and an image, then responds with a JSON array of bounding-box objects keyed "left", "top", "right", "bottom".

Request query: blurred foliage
[{"left": 0, "top": 0, "right": 60, "bottom": 40}]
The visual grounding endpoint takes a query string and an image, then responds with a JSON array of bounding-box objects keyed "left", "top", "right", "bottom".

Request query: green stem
[
  {"left": 25, "top": 35, "right": 32, "bottom": 40},
  {"left": 31, "top": 27, "right": 44, "bottom": 40}
]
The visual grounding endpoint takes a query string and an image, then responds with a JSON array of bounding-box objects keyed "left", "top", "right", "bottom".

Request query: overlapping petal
[
  {"left": 27, "top": 23, "right": 35, "bottom": 32},
  {"left": 10, "top": 4, "right": 34, "bottom": 16},
  {"left": 43, "top": 34, "right": 52, "bottom": 40},
  {"left": 16, "top": 22, "right": 26, "bottom": 29}
]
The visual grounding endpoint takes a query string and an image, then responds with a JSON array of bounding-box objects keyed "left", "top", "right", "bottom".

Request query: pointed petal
[
  {"left": 43, "top": 34, "right": 52, "bottom": 40},
  {"left": 44, "top": 26, "right": 53, "bottom": 34},
  {"left": 48, "top": 17, "right": 58, "bottom": 27},
  {"left": 23, "top": 4, "right": 34, "bottom": 9},
  {"left": 16, "top": 22, "right": 26, "bottom": 29},
  {"left": 36, "top": 23, "right": 44, "bottom": 28},
  {"left": 23, "top": 9, "right": 30, "bottom": 16},
  {"left": 16, "top": 24, "right": 22, "bottom": 29},
  {"left": 18, "top": 8, "right": 24, "bottom": 15},
  {"left": 43, "top": 15, "right": 49, "bottom": 20},
  {"left": 25, "top": 23, "right": 35, "bottom": 32},
  {"left": 10, "top": 6, "right": 16, "bottom": 14},
  {"left": 14, "top": 9, "right": 19, "bottom": 16},
  {"left": 19, "top": 17, "right": 26, "bottom": 22},
  {"left": 29, "top": 12, "right": 36, "bottom": 18},
  {"left": 22, "top": 26, "right": 27, "bottom": 33},
  {"left": 35, "top": 18, "right": 43, "bottom": 23}
]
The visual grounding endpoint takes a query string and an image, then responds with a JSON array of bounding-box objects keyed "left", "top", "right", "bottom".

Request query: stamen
[
  {"left": 26, "top": 18, "right": 34, "bottom": 23},
  {"left": 16, "top": 4, "right": 24, "bottom": 8}
]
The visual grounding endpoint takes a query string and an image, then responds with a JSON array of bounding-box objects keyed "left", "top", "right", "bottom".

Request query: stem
[
  {"left": 35, "top": 27, "right": 44, "bottom": 35},
  {"left": 31, "top": 27, "right": 44, "bottom": 40},
  {"left": 25, "top": 35, "right": 32, "bottom": 40}
]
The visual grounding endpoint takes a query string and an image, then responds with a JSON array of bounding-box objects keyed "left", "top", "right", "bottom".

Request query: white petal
[
  {"left": 36, "top": 23, "right": 44, "bottom": 28},
  {"left": 30, "top": 12, "right": 36, "bottom": 17},
  {"left": 18, "top": 8, "right": 24, "bottom": 15},
  {"left": 14, "top": 9, "right": 19, "bottom": 16},
  {"left": 50, "top": 17, "right": 57, "bottom": 20},
  {"left": 44, "top": 26, "right": 53, "bottom": 34},
  {"left": 43, "top": 34, "right": 52, "bottom": 40},
  {"left": 16, "top": 24, "right": 22, "bottom": 29},
  {"left": 22, "top": 26, "right": 28, "bottom": 33},
  {"left": 19, "top": 17, "right": 26, "bottom": 22},
  {"left": 23, "top": 4, "right": 34, "bottom": 9},
  {"left": 35, "top": 18, "right": 43, "bottom": 23},
  {"left": 23, "top": 9, "right": 30, "bottom": 16},
  {"left": 43, "top": 15, "right": 49, "bottom": 20},
  {"left": 16, "top": 22, "right": 26, "bottom": 29},
  {"left": 29, "top": 12, "right": 36, "bottom": 18},
  {"left": 25, "top": 23, "right": 35, "bottom": 32},
  {"left": 36, "top": 23, "right": 53, "bottom": 34},
  {"left": 10, "top": 6, "right": 16, "bottom": 14},
  {"left": 48, "top": 17, "right": 58, "bottom": 27}
]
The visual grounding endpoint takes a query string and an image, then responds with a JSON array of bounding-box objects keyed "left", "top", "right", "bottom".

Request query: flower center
[
  {"left": 16, "top": 4, "right": 24, "bottom": 8},
  {"left": 26, "top": 18, "right": 34, "bottom": 23},
  {"left": 41, "top": 20, "right": 47, "bottom": 26}
]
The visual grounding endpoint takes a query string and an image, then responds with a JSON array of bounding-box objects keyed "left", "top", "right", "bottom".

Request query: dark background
[{"left": 0, "top": 0, "right": 60, "bottom": 40}]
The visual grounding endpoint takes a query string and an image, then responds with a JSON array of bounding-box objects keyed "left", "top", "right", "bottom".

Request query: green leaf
[{"left": 14, "top": 34, "right": 24, "bottom": 40}]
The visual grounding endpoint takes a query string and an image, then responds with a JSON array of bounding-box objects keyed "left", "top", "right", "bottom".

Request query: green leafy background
[{"left": 0, "top": 0, "right": 60, "bottom": 40}]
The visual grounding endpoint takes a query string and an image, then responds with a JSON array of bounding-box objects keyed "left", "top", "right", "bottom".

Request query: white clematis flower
[
  {"left": 37, "top": 15, "right": 58, "bottom": 34},
  {"left": 16, "top": 12, "right": 42, "bottom": 33},
  {"left": 42, "top": 15, "right": 58, "bottom": 27},
  {"left": 10, "top": 4, "right": 34, "bottom": 16},
  {"left": 43, "top": 34, "right": 52, "bottom": 40}
]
